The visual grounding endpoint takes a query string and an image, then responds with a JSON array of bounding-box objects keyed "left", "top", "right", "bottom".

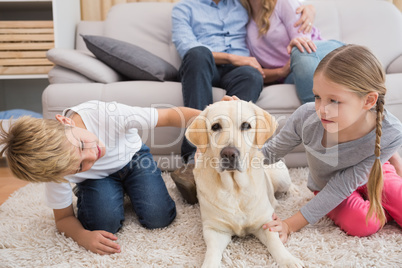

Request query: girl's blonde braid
[{"left": 366, "top": 94, "right": 386, "bottom": 226}]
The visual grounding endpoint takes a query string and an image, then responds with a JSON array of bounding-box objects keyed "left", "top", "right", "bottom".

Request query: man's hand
[
  {"left": 212, "top": 52, "right": 265, "bottom": 78},
  {"left": 294, "top": 4, "right": 316, "bottom": 34},
  {"left": 78, "top": 230, "right": 121, "bottom": 255},
  {"left": 287, "top": 37, "right": 317, "bottom": 54},
  {"left": 228, "top": 54, "right": 265, "bottom": 78},
  {"left": 278, "top": 60, "right": 291, "bottom": 79}
]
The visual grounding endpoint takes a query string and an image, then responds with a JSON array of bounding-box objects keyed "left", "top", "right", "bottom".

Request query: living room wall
[
  {"left": 383, "top": 0, "right": 402, "bottom": 10},
  {"left": 81, "top": 0, "right": 179, "bottom": 21},
  {"left": 80, "top": 0, "right": 402, "bottom": 21}
]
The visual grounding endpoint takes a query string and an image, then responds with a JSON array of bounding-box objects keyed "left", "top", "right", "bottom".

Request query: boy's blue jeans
[
  {"left": 75, "top": 144, "right": 176, "bottom": 233},
  {"left": 285, "top": 40, "right": 345, "bottom": 104}
]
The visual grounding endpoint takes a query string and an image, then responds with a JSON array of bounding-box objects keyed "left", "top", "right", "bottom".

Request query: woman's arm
[
  {"left": 294, "top": 4, "right": 316, "bottom": 33},
  {"left": 53, "top": 205, "right": 120, "bottom": 255},
  {"left": 262, "top": 60, "right": 291, "bottom": 84},
  {"left": 281, "top": 0, "right": 315, "bottom": 40}
]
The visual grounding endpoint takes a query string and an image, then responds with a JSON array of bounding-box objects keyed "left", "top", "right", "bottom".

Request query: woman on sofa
[{"left": 241, "top": 0, "right": 344, "bottom": 103}]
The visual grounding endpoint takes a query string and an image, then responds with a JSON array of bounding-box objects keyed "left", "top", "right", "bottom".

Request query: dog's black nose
[
  {"left": 220, "top": 147, "right": 239, "bottom": 160},
  {"left": 220, "top": 147, "right": 240, "bottom": 171}
]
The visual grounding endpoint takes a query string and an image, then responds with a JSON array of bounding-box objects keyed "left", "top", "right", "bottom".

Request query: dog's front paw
[
  {"left": 277, "top": 255, "right": 304, "bottom": 268},
  {"left": 201, "top": 259, "right": 222, "bottom": 268},
  {"left": 287, "top": 183, "right": 300, "bottom": 196}
]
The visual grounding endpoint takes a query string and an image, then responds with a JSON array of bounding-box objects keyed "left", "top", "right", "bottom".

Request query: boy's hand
[
  {"left": 221, "top": 95, "right": 240, "bottom": 101},
  {"left": 80, "top": 230, "right": 121, "bottom": 255},
  {"left": 262, "top": 213, "right": 289, "bottom": 243}
]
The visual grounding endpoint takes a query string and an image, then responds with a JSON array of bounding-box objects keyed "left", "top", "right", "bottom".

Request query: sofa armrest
[
  {"left": 48, "top": 66, "right": 95, "bottom": 84},
  {"left": 46, "top": 48, "right": 123, "bottom": 83},
  {"left": 387, "top": 54, "right": 402, "bottom": 74}
]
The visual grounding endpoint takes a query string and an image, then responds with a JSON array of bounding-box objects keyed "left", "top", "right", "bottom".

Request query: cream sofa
[{"left": 42, "top": 0, "right": 402, "bottom": 170}]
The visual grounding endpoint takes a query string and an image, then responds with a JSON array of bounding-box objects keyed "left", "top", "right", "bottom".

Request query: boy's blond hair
[{"left": 0, "top": 116, "right": 79, "bottom": 183}]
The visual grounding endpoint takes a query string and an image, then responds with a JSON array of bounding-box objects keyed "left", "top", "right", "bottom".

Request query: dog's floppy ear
[
  {"left": 254, "top": 105, "right": 278, "bottom": 148},
  {"left": 185, "top": 108, "right": 209, "bottom": 153}
]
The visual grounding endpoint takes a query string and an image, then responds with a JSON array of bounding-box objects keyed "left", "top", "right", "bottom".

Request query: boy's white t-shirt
[{"left": 45, "top": 100, "right": 158, "bottom": 209}]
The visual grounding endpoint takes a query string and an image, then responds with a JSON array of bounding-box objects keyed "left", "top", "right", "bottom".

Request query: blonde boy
[{"left": 0, "top": 100, "right": 201, "bottom": 255}]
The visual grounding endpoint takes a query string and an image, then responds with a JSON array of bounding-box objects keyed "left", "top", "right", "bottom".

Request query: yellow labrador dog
[{"left": 186, "top": 100, "right": 303, "bottom": 268}]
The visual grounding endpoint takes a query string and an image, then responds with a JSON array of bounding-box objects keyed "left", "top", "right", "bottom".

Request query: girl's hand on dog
[{"left": 263, "top": 213, "right": 290, "bottom": 243}]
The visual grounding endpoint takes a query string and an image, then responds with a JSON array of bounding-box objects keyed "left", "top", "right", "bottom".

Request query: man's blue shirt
[{"left": 172, "top": 0, "right": 250, "bottom": 59}]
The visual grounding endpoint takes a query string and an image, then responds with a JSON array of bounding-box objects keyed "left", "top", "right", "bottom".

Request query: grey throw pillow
[{"left": 82, "top": 35, "right": 178, "bottom": 82}]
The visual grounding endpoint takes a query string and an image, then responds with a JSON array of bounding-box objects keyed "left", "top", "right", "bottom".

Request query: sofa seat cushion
[{"left": 256, "top": 84, "right": 302, "bottom": 114}]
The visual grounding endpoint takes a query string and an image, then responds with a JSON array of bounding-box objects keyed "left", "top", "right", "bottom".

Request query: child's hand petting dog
[
  {"left": 263, "top": 213, "right": 290, "bottom": 244},
  {"left": 221, "top": 95, "right": 240, "bottom": 101}
]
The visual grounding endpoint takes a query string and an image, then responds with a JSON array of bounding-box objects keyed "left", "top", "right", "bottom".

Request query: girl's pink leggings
[{"left": 317, "top": 161, "right": 402, "bottom": 237}]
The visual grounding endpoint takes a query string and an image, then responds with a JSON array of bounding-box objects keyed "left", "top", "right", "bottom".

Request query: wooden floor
[{"left": 0, "top": 159, "right": 29, "bottom": 205}]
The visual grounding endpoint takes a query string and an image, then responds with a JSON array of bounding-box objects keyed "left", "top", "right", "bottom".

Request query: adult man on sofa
[{"left": 171, "top": 0, "right": 315, "bottom": 204}]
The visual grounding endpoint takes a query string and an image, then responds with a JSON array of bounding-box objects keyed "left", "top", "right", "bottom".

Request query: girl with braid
[{"left": 261, "top": 44, "right": 402, "bottom": 242}]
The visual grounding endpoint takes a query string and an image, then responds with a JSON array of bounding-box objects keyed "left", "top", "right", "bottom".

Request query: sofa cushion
[
  {"left": 387, "top": 55, "right": 402, "bottom": 74},
  {"left": 385, "top": 73, "right": 402, "bottom": 120},
  {"left": 103, "top": 2, "right": 181, "bottom": 70},
  {"left": 46, "top": 48, "right": 122, "bottom": 83},
  {"left": 306, "top": 0, "right": 402, "bottom": 70},
  {"left": 82, "top": 35, "right": 178, "bottom": 82}
]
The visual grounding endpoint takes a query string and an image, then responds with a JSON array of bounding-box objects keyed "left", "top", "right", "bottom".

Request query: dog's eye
[
  {"left": 241, "top": 122, "right": 251, "bottom": 131},
  {"left": 211, "top": 123, "right": 222, "bottom": 131}
]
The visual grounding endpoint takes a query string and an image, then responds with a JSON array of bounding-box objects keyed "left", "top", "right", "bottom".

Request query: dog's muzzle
[{"left": 219, "top": 146, "right": 240, "bottom": 171}]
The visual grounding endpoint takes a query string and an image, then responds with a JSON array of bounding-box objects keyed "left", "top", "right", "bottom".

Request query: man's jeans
[
  {"left": 76, "top": 143, "right": 176, "bottom": 233},
  {"left": 285, "top": 40, "right": 345, "bottom": 104},
  {"left": 179, "top": 46, "right": 264, "bottom": 162}
]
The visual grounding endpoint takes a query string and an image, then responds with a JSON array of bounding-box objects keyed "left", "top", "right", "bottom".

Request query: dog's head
[{"left": 186, "top": 100, "right": 277, "bottom": 173}]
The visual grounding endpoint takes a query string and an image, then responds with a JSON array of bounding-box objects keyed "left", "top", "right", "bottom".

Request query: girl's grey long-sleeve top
[{"left": 262, "top": 103, "right": 402, "bottom": 224}]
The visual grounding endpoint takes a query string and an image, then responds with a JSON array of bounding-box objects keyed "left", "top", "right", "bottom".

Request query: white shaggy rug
[{"left": 1, "top": 168, "right": 401, "bottom": 267}]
